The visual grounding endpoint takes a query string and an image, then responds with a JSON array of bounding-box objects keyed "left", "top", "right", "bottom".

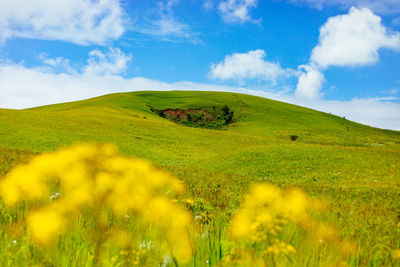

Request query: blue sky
[{"left": 0, "top": 0, "right": 400, "bottom": 130}]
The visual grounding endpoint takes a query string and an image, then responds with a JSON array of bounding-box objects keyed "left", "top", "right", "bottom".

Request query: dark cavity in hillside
[{"left": 148, "top": 105, "right": 235, "bottom": 129}]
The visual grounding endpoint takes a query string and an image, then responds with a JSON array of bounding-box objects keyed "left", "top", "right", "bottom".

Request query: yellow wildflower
[
  {"left": 230, "top": 183, "right": 311, "bottom": 241},
  {"left": 0, "top": 143, "right": 194, "bottom": 263},
  {"left": 264, "top": 239, "right": 296, "bottom": 255},
  {"left": 27, "top": 208, "right": 65, "bottom": 245},
  {"left": 185, "top": 197, "right": 195, "bottom": 206}
]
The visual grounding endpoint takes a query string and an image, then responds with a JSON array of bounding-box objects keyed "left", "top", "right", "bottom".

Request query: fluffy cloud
[
  {"left": 311, "top": 7, "right": 400, "bottom": 69},
  {"left": 296, "top": 7, "right": 400, "bottom": 99},
  {"left": 84, "top": 48, "right": 131, "bottom": 76},
  {"left": 289, "top": 0, "right": 400, "bottom": 15},
  {"left": 210, "top": 50, "right": 288, "bottom": 84},
  {"left": 0, "top": 0, "right": 126, "bottom": 45},
  {"left": 39, "top": 48, "right": 131, "bottom": 76},
  {"left": 218, "top": 0, "right": 259, "bottom": 23},
  {"left": 137, "top": 17, "right": 196, "bottom": 41},
  {"left": 0, "top": 60, "right": 399, "bottom": 131},
  {"left": 295, "top": 65, "right": 325, "bottom": 99},
  {"left": 38, "top": 54, "right": 76, "bottom": 75}
]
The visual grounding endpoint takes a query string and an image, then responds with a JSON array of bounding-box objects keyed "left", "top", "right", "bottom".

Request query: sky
[{"left": 0, "top": 0, "right": 400, "bottom": 130}]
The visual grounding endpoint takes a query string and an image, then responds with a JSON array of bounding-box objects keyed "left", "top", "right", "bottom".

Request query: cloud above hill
[
  {"left": 210, "top": 49, "right": 291, "bottom": 84},
  {"left": 311, "top": 7, "right": 400, "bottom": 68},
  {"left": 134, "top": 0, "right": 201, "bottom": 43},
  {"left": 209, "top": 8, "right": 400, "bottom": 100},
  {"left": 0, "top": 0, "right": 126, "bottom": 45},
  {"left": 296, "top": 7, "right": 400, "bottom": 99},
  {"left": 84, "top": 48, "right": 132, "bottom": 76},
  {"left": 38, "top": 48, "right": 132, "bottom": 76},
  {"left": 295, "top": 64, "right": 325, "bottom": 99},
  {"left": 218, "top": 0, "right": 259, "bottom": 23}
]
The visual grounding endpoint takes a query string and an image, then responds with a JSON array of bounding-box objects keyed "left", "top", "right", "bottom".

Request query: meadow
[{"left": 0, "top": 91, "right": 399, "bottom": 266}]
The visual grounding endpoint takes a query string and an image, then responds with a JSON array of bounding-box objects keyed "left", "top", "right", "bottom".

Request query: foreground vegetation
[{"left": 0, "top": 91, "right": 399, "bottom": 266}]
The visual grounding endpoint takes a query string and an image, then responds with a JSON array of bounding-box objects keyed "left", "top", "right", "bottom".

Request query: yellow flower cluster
[
  {"left": 0, "top": 143, "right": 193, "bottom": 262},
  {"left": 222, "top": 248, "right": 264, "bottom": 267},
  {"left": 264, "top": 239, "right": 296, "bottom": 255},
  {"left": 230, "top": 183, "right": 312, "bottom": 242},
  {"left": 229, "top": 183, "right": 356, "bottom": 264}
]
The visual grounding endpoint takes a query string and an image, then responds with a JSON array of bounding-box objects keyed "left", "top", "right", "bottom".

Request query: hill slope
[
  {"left": 1, "top": 90, "right": 399, "bottom": 193},
  {"left": 0, "top": 91, "right": 399, "bottom": 265}
]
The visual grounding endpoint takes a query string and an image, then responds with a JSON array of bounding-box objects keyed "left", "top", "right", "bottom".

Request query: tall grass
[{"left": 0, "top": 144, "right": 399, "bottom": 266}]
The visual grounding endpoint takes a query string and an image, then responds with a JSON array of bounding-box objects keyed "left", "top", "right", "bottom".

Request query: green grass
[{"left": 0, "top": 91, "right": 399, "bottom": 266}]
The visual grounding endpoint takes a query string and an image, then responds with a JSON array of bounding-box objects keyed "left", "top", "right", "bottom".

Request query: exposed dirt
[{"left": 161, "top": 109, "right": 214, "bottom": 122}]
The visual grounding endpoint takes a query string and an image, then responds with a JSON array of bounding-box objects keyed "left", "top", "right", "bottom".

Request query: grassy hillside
[{"left": 0, "top": 91, "right": 399, "bottom": 266}]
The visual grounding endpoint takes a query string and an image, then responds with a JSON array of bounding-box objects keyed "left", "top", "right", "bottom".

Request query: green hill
[{"left": 0, "top": 91, "right": 399, "bottom": 265}]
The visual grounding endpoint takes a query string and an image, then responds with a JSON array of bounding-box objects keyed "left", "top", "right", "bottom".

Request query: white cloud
[
  {"left": 311, "top": 7, "right": 400, "bottom": 69},
  {"left": 0, "top": 0, "right": 126, "bottom": 45},
  {"left": 295, "top": 64, "right": 325, "bottom": 99},
  {"left": 289, "top": 0, "right": 400, "bottom": 15},
  {"left": 139, "top": 16, "right": 195, "bottom": 40},
  {"left": 300, "top": 97, "right": 400, "bottom": 131},
  {"left": 84, "top": 48, "right": 131, "bottom": 76},
  {"left": 295, "top": 7, "right": 400, "bottom": 98},
  {"left": 37, "top": 48, "right": 131, "bottom": 76},
  {"left": 218, "top": 0, "right": 259, "bottom": 23},
  {"left": 0, "top": 61, "right": 399, "bottom": 130},
  {"left": 38, "top": 54, "right": 76, "bottom": 75},
  {"left": 210, "top": 50, "right": 288, "bottom": 84},
  {"left": 135, "top": 0, "right": 200, "bottom": 43}
]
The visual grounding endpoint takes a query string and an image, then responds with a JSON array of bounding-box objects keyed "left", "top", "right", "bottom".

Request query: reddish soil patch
[{"left": 161, "top": 109, "right": 214, "bottom": 122}]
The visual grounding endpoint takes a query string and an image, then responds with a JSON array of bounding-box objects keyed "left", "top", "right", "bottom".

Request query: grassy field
[{"left": 0, "top": 91, "right": 399, "bottom": 266}]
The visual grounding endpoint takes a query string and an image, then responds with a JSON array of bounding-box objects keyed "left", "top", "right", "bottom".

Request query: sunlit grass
[
  {"left": 0, "top": 144, "right": 358, "bottom": 266},
  {"left": 0, "top": 91, "right": 399, "bottom": 266}
]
